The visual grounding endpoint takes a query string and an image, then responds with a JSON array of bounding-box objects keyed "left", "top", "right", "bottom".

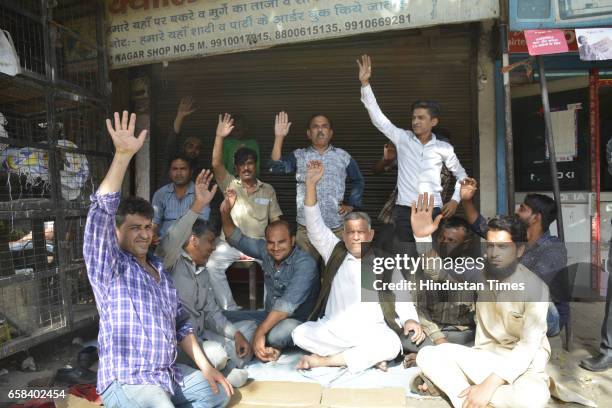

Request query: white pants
[
  {"left": 206, "top": 239, "right": 261, "bottom": 310},
  {"left": 201, "top": 320, "right": 257, "bottom": 369},
  {"left": 292, "top": 318, "right": 402, "bottom": 373},
  {"left": 416, "top": 343, "right": 550, "bottom": 408}
]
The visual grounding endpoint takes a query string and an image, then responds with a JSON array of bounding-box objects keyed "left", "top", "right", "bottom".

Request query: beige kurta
[{"left": 416, "top": 263, "right": 552, "bottom": 408}]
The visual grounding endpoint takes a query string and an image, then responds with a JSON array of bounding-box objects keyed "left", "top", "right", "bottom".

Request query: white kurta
[{"left": 292, "top": 204, "right": 419, "bottom": 373}]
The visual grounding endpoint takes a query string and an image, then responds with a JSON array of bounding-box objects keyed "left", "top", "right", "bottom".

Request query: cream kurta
[
  {"left": 417, "top": 261, "right": 552, "bottom": 408},
  {"left": 292, "top": 204, "right": 419, "bottom": 373}
]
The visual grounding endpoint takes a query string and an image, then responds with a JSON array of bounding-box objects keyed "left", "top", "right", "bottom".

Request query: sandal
[{"left": 409, "top": 371, "right": 442, "bottom": 397}]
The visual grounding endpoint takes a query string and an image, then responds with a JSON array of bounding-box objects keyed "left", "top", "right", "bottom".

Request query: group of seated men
[{"left": 84, "top": 54, "right": 574, "bottom": 408}]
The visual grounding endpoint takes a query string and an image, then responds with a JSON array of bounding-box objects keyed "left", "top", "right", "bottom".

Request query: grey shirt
[{"left": 156, "top": 209, "right": 237, "bottom": 339}]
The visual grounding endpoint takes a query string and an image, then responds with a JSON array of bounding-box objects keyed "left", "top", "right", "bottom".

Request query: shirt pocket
[
  {"left": 505, "top": 310, "right": 524, "bottom": 340},
  {"left": 251, "top": 201, "right": 269, "bottom": 221}
]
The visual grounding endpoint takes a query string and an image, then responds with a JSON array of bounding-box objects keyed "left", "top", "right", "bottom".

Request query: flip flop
[{"left": 409, "top": 370, "right": 442, "bottom": 397}]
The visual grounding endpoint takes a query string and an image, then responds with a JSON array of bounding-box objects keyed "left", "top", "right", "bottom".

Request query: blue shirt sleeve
[
  {"left": 227, "top": 227, "right": 267, "bottom": 260},
  {"left": 470, "top": 214, "right": 487, "bottom": 239},
  {"left": 268, "top": 151, "right": 297, "bottom": 175},
  {"left": 346, "top": 157, "right": 364, "bottom": 209}
]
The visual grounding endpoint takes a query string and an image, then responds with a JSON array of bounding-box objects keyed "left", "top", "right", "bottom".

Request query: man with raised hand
[
  {"left": 269, "top": 112, "right": 364, "bottom": 261},
  {"left": 358, "top": 54, "right": 467, "bottom": 245},
  {"left": 412, "top": 193, "right": 551, "bottom": 408},
  {"left": 84, "top": 111, "right": 231, "bottom": 408},
  {"left": 156, "top": 169, "right": 255, "bottom": 387},
  {"left": 209, "top": 113, "right": 283, "bottom": 310},
  {"left": 292, "top": 160, "right": 422, "bottom": 373},
  {"left": 220, "top": 188, "right": 319, "bottom": 363}
]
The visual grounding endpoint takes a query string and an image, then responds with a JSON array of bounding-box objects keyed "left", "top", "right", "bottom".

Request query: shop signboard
[{"left": 106, "top": 0, "right": 499, "bottom": 69}]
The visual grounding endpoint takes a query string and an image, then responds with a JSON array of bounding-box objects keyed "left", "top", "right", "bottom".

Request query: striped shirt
[
  {"left": 83, "top": 191, "right": 193, "bottom": 395},
  {"left": 152, "top": 181, "right": 210, "bottom": 237}
]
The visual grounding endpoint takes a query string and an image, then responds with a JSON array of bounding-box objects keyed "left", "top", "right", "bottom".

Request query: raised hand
[
  {"left": 220, "top": 188, "right": 237, "bottom": 215},
  {"left": 383, "top": 143, "right": 396, "bottom": 162},
  {"left": 305, "top": 160, "right": 324, "bottom": 185},
  {"left": 194, "top": 169, "right": 218, "bottom": 206},
  {"left": 274, "top": 111, "right": 292, "bottom": 139},
  {"left": 460, "top": 177, "right": 478, "bottom": 202},
  {"left": 105, "top": 111, "right": 147, "bottom": 155},
  {"left": 356, "top": 54, "right": 372, "bottom": 86},
  {"left": 216, "top": 113, "right": 234, "bottom": 138},
  {"left": 177, "top": 96, "right": 196, "bottom": 118},
  {"left": 410, "top": 193, "right": 443, "bottom": 238}
]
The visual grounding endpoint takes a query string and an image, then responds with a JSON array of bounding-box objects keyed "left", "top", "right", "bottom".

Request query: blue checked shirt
[
  {"left": 83, "top": 192, "right": 193, "bottom": 395},
  {"left": 152, "top": 181, "right": 211, "bottom": 237}
]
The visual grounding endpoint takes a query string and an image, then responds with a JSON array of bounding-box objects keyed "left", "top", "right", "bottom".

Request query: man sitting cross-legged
[
  {"left": 292, "top": 160, "right": 424, "bottom": 373},
  {"left": 412, "top": 196, "right": 551, "bottom": 408},
  {"left": 84, "top": 111, "right": 232, "bottom": 408},
  {"left": 155, "top": 169, "right": 257, "bottom": 387},
  {"left": 220, "top": 189, "right": 320, "bottom": 362},
  {"left": 402, "top": 216, "right": 477, "bottom": 368}
]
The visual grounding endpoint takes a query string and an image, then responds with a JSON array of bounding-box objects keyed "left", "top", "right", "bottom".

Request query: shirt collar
[
  {"left": 180, "top": 249, "right": 206, "bottom": 275},
  {"left": 307, "top": 144, "right": 334, "bottom": 155},
  {"left": 168, "top": 181, "right": 195, "bottom": 194},
  {"left": 410, "top": 132, "right": 437, "bottom": 146},
  {"left": 236, "top": 178, "right": 263, "bottom": 190}
]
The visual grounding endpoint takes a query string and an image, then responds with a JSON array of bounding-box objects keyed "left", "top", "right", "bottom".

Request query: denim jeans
[
  {"left": 101, "top": 363, "right": 229, "bottom": 408},
  {"left": 546, "top": 302, "right": 561, "bottom": 337},
  {"left": 223, "top": 310, "right": 301, "bottom": 349}
]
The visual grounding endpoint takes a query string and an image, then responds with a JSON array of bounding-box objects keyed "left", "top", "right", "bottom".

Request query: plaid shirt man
[{"left": 83, "top": 191, "right": 193, "bottom": 395}]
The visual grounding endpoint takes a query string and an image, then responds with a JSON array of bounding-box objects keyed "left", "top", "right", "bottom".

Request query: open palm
[
  {"left": 195, "top": 169, "right": 217, "bottom": 206},
  {"left": 216, "top": 113, "right": 234, "bottom": 138},
  {"left": 105, "top": 111, "right": 147, "bottom": 155}
]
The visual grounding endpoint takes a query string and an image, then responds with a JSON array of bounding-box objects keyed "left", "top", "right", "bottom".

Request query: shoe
[
  {"left": 55, "top": 367, "right": 97, "bottom": 385},
  {"left": 77, "top": 346, "right": 98, "bottom": 369},
  {"left": 579, "top": 353, "right": 612, "bottom": 372}
]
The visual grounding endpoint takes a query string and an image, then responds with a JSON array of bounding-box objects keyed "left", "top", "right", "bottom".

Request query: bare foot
[
  {"left": 296, "top": 354, "right": 326, "bottom": 370},
  {"left": 375, "top": 361, "right": 388, "bottom": 372},
  {"left": 403, "top": 353, "right": 417, "bottom": 368}
]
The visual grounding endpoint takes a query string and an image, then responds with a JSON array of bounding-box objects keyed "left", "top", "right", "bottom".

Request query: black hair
[
  {"left": 168, "top": 153, "right": 193, "bottom": 170},
  {"left": 306, "top": 114, "right": 334, "bottom": 131},
  {"left": 523, "top": 194, "right": 557, "bottom": 231},
  {"left": 234, "top": 147, "right": 258, "bottom": 167},
  {"left": 116, "top": 196, "right": 154, "bottom": 227},
  {"left": 411, "top": 100, "right": 441, "bottom": 119},
  {"left": 440, "top": 216, "right": 472, "bottom": 234},
  {"left": 265, "top": 219, "right": 294, "bottom": 237},
  {"left": 191, "top": 219, "right": 216, "bottom": 238},
  {"left": 486, "top": 215, "right": 527, "bottom": 245}
]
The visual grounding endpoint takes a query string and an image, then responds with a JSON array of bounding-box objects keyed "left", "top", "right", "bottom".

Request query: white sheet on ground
[{"left": 243, "top": 349, "right": 424, "bottom": 398}]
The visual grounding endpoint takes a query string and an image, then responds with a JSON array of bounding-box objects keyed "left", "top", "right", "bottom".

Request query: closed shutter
[{"left": 150, "top": 24, "right": 477, "bottom": 228}]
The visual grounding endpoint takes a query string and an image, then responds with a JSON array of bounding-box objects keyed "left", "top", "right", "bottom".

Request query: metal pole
[
  {"left": 500, "top": 22, "right": 515, "bottom": 212},
  {"left": 536, "top": 56, "right": 565, "bottom": 241}
]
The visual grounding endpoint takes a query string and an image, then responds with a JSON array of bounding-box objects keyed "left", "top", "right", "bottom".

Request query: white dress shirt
[{"left": 361, "top": 84, "right": 467, "bottom": 207}]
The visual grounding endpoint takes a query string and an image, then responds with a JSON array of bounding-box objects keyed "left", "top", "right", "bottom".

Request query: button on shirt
[
  {"left": 83, "top": 192, "right": 193, "bottom": 395},
  {"left": 152, "top": 181, "right": 211, "bottom": 237},
  {"left": 218, "top": 174, "right": 282, "bottom": 239},
  {"left": 361, "top": 85, "right": 467, "bottom": 207},
  {"left": 227, "top": 227, "right": 319, "bottom": 322},
  {"left": 269, "top": 146, "right": 364, "bottom": 229}
]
